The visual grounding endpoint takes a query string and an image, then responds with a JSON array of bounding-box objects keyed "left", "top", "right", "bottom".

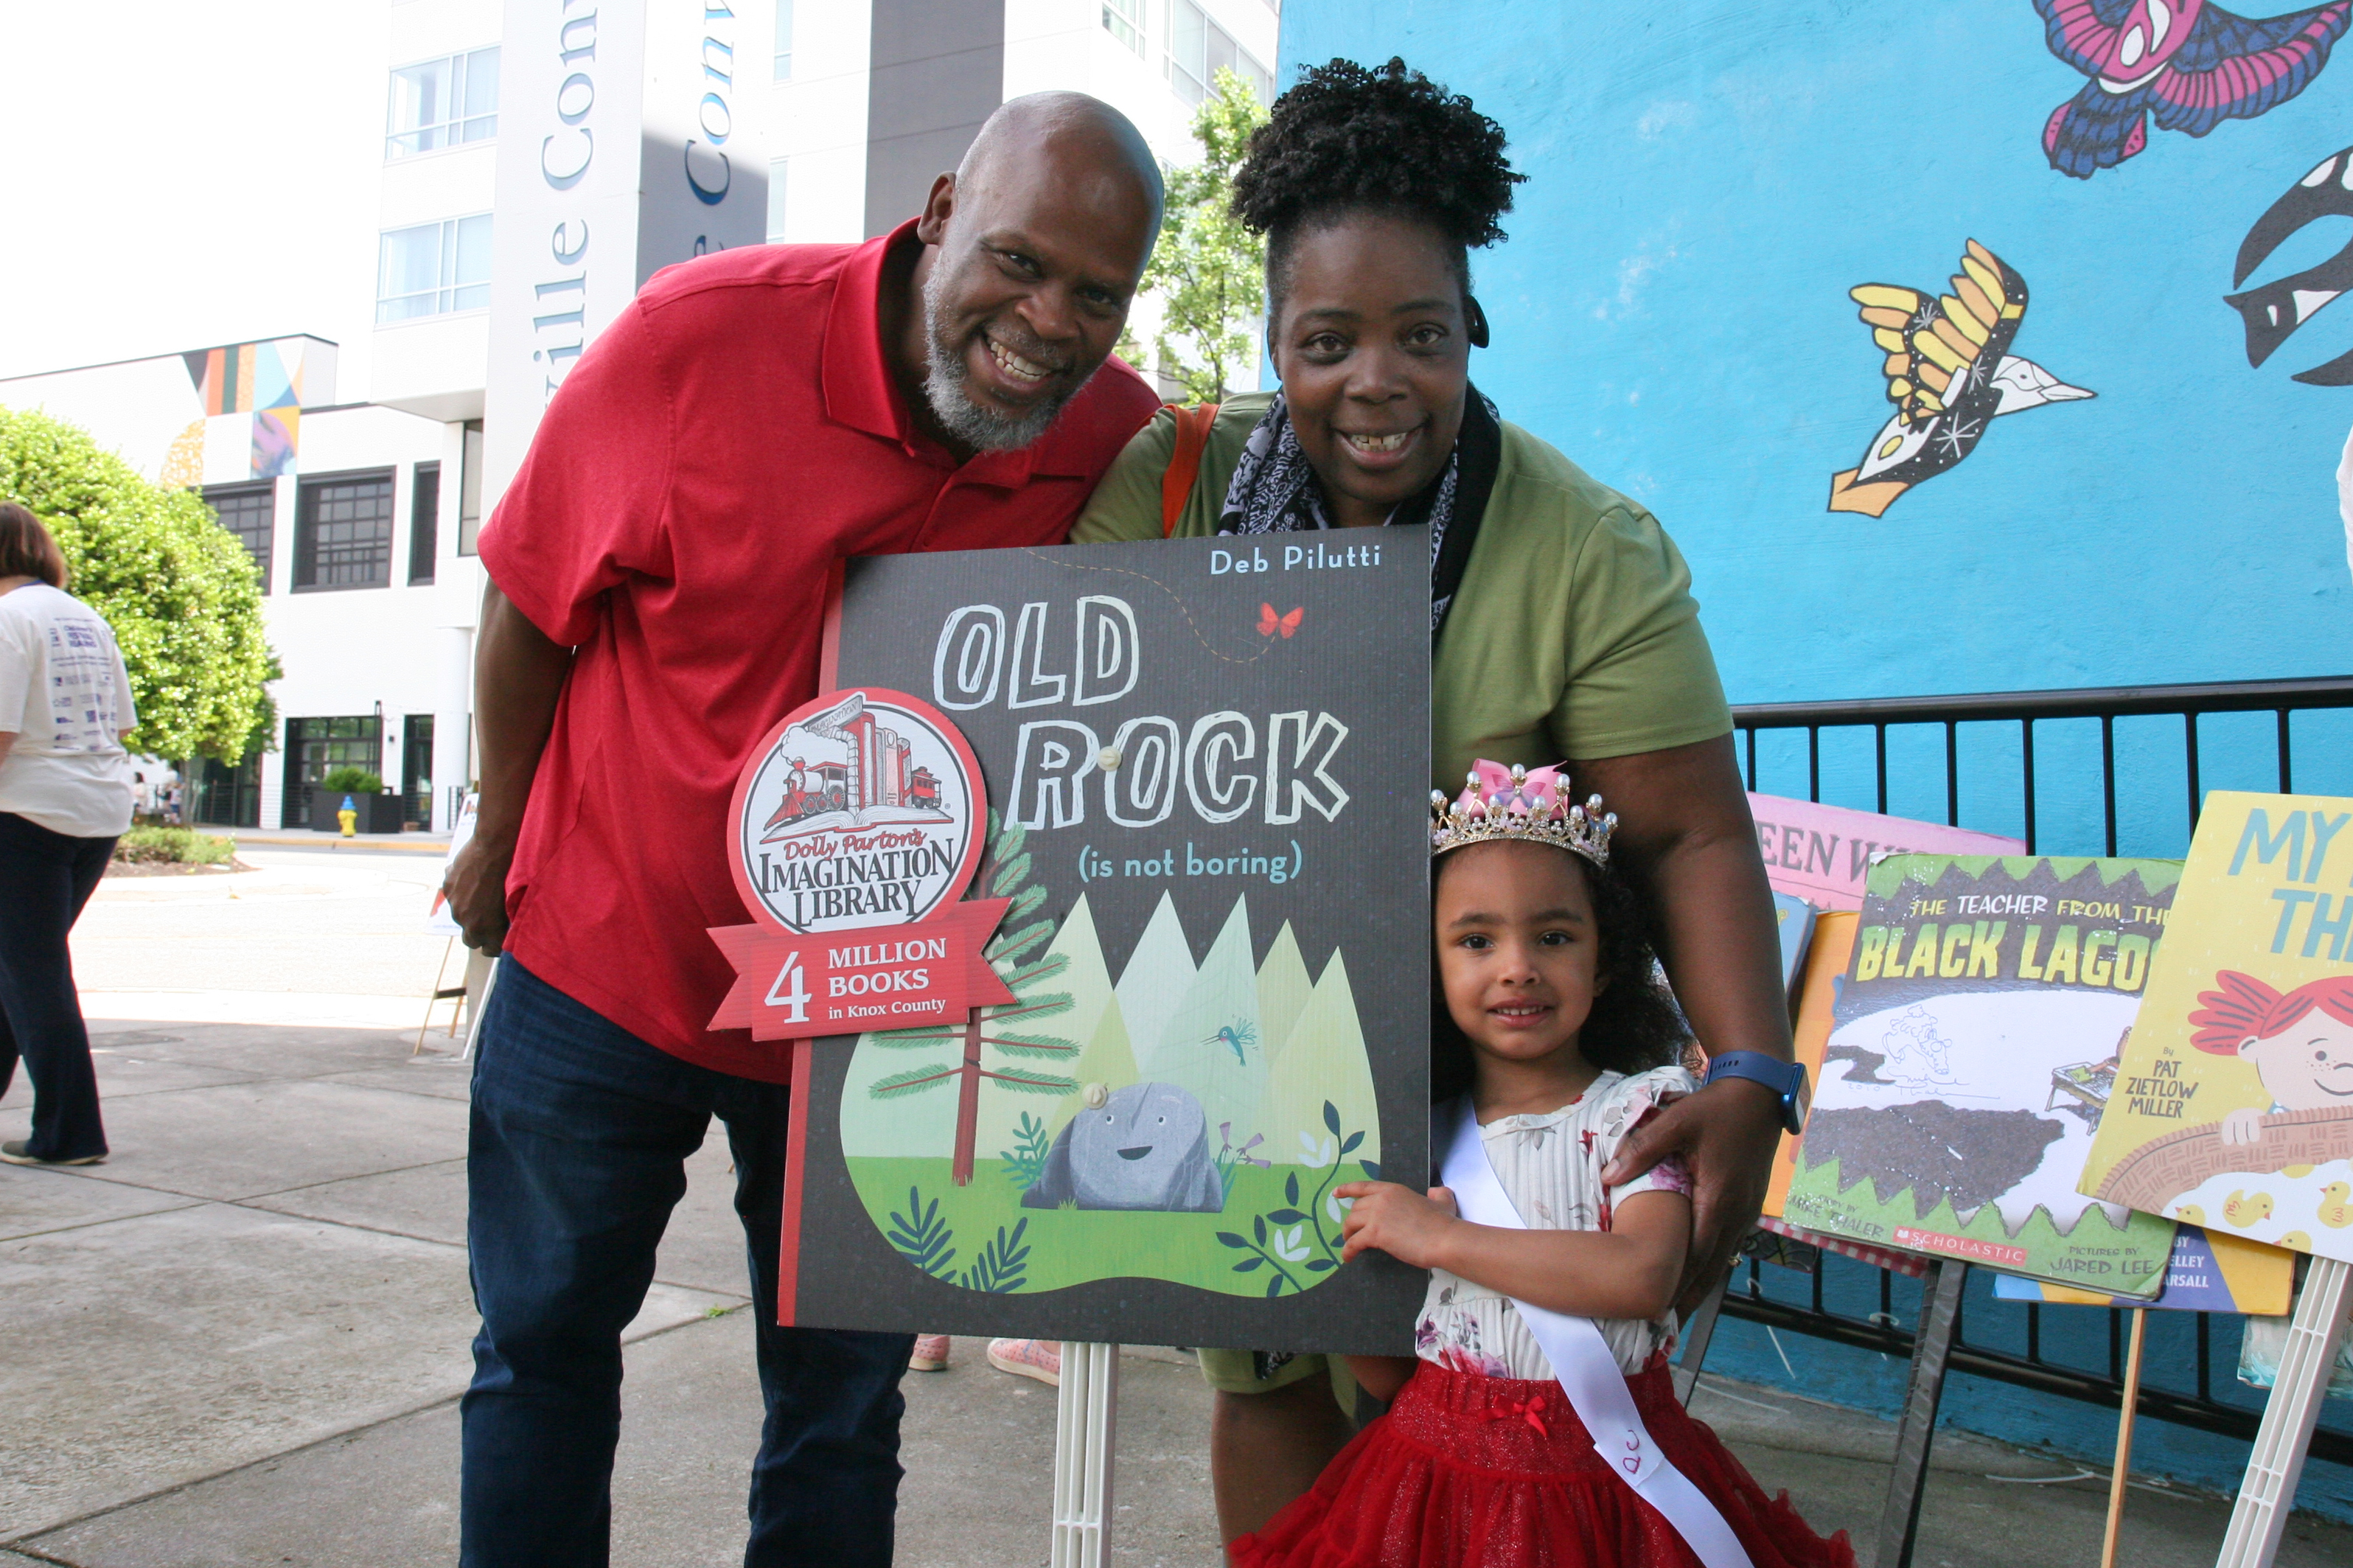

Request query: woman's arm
[
  {"left": 1574, "top": 736, "right": 1791, "bottom": 1309},
  {"left": 1337, "top": 1182, "right": 1690, "bottom": 1322}
]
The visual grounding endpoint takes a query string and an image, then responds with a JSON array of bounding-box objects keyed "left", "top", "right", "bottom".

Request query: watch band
[{"left": 1702, "top": 1050, "right": 1809, "bottom": 1135}]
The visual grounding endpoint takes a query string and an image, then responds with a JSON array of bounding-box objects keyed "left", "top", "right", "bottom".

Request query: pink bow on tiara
[{"left": 1465, "top": 760, "right": 1566, "bottom": 817}]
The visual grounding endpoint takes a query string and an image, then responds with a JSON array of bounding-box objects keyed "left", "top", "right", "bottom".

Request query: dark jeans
[
  {"left": 0, "top": 811, "right": 114, "bottom": 1161},
  {"left": 461, "top": 957, "right": 913, "bottom": 1568}
]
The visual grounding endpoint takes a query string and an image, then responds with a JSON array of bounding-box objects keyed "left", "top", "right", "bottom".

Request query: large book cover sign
[
  {"left": 772, "top": 534, "right": 1431, "bottom": 1351},
  {"left": 2082, "top": 792, "right": 2353, "bottom": 1265},
  {"left": 1782, "top": 855, "right": 2179, "bottom": 1297}
]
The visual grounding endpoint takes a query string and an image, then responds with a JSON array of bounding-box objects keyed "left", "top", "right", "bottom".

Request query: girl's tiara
[{"left": 1429, "top": 759, "right": 1616, "bottom": 867}]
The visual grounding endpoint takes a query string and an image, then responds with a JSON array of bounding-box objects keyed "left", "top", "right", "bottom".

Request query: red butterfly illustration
[{"left": 1257, "top": 603, "right": 1304, "bottom": 638}]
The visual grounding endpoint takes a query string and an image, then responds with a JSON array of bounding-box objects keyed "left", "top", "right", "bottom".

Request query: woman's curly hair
[
  {"left": 1430, "top": 847, "right": 1690, "bottom": 1106},
  {"left": 1232, "top": 57, "right": 1524, "bottom": 324}
]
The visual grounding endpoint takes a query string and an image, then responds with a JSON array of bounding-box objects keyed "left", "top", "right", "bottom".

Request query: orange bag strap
[{"left": 1160, "top": 402, "right": 1220, "bottom": 537}]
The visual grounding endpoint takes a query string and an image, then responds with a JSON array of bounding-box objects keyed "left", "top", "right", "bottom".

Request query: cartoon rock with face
[
  {"left": 1022, "top": 1082, "right": 1226, "bottom": 1213},
  {"left": 2189, "top": 972, "right": 2353, "bottom": 1146}
]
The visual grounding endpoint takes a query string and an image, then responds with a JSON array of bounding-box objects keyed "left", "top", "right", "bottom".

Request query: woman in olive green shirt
[{"left": 1073, "top": 60, "right": 1799, "bottom": 1548}]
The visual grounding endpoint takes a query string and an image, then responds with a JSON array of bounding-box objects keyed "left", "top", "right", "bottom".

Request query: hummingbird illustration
[{"left": 1205, "top": 1020, "right": 1258, "bottom": 1065}]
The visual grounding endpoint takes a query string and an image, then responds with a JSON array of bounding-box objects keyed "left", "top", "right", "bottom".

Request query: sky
[{"left": 0, "top": 3, "right": 388, "bottom": 395}]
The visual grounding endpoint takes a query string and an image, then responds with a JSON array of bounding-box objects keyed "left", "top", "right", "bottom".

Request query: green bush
[
  {"left": 0, "top": 405, "right": 278, "bottom": 762},
  {"left": 320, "top": 766, "right": 383, "bottom": 794},
  {"left": 115, "top": 825, "right": 234, "bottom": 866}
]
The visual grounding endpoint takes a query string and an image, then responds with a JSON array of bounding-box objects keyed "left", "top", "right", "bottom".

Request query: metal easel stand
[
  {"left": 1050, "top": 1342, "right": 1120, "bottom": 1567},
  {"left": 2216, "top": 1255, "right": 2353, "bottom": 1568},
  {"left": 1874, "top": 1258, "right": 1968, "bottom": 1568},
  {"left": 1675, "top": 1270, "right": 1735, "bottom": 1405}
]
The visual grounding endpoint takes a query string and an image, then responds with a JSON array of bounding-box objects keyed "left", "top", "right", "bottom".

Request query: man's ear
[
  {"left": 1464, "top": 295, "right": 1491, "bottom": 349},
  {"left": 913, "top": 173, "right": 958, "bottom": 246}
]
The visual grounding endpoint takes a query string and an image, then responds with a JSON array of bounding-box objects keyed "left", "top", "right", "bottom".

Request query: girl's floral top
[{"left": 1416, "top": 1065, "right": 1697, "bottom": 1379}]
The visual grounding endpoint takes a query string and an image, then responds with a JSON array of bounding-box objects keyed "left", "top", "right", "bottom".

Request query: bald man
[{"left": 443, "top": 95, "right": 1164, "bottom": 1568}]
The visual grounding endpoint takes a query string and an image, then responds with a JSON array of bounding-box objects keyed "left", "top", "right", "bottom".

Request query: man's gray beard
[{"left": 920, "top": 268, "right": 1094, "bottom": 452}]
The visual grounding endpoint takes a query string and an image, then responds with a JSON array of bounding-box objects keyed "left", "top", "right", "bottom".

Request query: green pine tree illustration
[{"left": 864, "top": 812, "right": 1077, "bottom": 1185}]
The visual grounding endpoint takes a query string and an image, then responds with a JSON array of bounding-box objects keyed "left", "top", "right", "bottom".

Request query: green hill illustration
[{"left": 840, "top": 845, "right": 1382, "bottom": 1297}]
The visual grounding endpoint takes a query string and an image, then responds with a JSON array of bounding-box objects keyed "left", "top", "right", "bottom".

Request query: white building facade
[{"left": 0, "top": 0, "right": 1276, "bottom": 834}]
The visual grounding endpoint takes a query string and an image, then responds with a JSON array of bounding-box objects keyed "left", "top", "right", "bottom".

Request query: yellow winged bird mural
[{"left": 1829, "top": 240, "right": 2095, "bottom": 517}]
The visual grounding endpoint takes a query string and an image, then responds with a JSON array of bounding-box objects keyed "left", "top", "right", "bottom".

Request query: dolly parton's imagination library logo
[{"left": 711, "top": 689, "right": 1011, "bottom": 1044}]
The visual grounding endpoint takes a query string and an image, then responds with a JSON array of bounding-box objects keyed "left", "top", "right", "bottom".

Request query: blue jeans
[
  {"left": 461, "top": 958, "right": 913, "bottom": 1567},
  {"left": 0, "top": 811, "right": 114, "bottom": 1161}
]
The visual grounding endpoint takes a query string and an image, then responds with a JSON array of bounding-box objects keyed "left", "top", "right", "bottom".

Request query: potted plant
[{"left": 313, "top": 766, "right": 405, "bottom": 833}]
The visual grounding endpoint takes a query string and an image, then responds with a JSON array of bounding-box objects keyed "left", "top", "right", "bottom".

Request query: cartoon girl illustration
[{"left": 2189, "top": 972, "right": 2353, "bottom": 1145}]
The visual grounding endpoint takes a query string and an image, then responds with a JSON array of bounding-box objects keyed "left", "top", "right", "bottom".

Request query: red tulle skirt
[{"left": 1232, "top": 1360, "right": 1855, "bottom": 1568}]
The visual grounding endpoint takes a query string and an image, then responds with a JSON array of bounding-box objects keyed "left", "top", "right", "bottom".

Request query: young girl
[{"left": 1232, "top": 763, "right": 1852, "bottom": 1568}]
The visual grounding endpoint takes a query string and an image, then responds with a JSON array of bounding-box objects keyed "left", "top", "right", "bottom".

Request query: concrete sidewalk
[{"left": 8, "top": 1018, "right": 2353, "bottom": 1566}]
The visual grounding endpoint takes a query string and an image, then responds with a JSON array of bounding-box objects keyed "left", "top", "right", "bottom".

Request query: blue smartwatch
[{"left": 1702, "top": 1051, "right": 1811, "bottom": 1135}]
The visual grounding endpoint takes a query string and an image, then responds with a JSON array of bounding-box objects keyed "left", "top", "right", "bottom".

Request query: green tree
[
  {"left": 865, "top": 814, "right": 1078, "bottom": 1185},
  {"left": 1134, "top": 69, "right": 1270, "bottom": 404},
  {"left": 0, "top": 405, "right": 276, "bottom": 762}
]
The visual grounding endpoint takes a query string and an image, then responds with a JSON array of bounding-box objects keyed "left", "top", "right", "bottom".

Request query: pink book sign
[{"left": 1746, "top": 793, "right": 2024, "bottom": 912}]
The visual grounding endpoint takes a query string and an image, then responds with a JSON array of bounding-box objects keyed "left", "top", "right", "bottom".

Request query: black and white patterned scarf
[{"left": 1216, "top": 387, "right": 1503, "bottom": 647}]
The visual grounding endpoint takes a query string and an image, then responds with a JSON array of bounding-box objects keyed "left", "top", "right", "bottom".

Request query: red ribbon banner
[{"left": 706, "top": 897, "right": 1015, "bottom": 1042}]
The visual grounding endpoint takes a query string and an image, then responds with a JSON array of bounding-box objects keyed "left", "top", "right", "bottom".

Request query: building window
[
  {"left": 386, "top": 47, "right": 499, "bottom": 159},
  {"left": 191, "top": 748, "right": 261, "bottom": 829},
  {"left": 1104, "top": 0, "right": 1143, "bottom": 53},
  {"left": 204, "top": 481, "right": 275, "bottom": 590},
  {"left": 377, "top": 215, "right": 492, "bottom": 323},
  {"left": 409, "top": 461, "right": 440, "bottom": 585},
  {"left": 283, "top": 717, "right": 383, "bottom": 829},
  {"left": 401, "top": 714, "right": 436, "bottom": 829},
  {"left": 774, "top": 0, "right": 794, "bottom": 80},
  {"left": 767, "top": 159, "right": 789, "bottom": 243},
  {"left": 295, "top": 470, "right": 396, "bottom": 592},
  {"left": 457, "top": 421, "right": 484, "bottom": 555},
  {"left": 1166, "top": 0, "right": 1271, "bottom": 106}
]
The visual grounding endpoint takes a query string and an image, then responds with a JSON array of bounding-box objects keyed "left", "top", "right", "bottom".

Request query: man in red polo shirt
[{"left": 442, "top": 94, "right": 1164, "bottom": 1567}]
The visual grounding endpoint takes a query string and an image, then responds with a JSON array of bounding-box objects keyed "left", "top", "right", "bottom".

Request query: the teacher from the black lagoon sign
[
  {"left": 438, "top": 95, "right": 1163, "bottom": 1568},
  {"left": 1072, "top": 59, "right": 1798, "bottom": 1547}
]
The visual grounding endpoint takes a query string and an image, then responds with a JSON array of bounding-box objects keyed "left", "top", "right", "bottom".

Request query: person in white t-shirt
[{"left": 0, "top": 502, "right": 136, "bottom": 1168}]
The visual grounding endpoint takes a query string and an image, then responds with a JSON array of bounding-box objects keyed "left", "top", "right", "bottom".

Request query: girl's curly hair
[
  {"left": 1231, "top": 57, "right": 1524, "bottom": 327},
  {"left": 1430, "top": 847, "right": 1690, "bottom": 1106}
]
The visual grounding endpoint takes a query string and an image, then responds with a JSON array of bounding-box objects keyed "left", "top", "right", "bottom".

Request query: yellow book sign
[{"left": 2080, "top": 792, "right": 2353, "bottom": 1263}]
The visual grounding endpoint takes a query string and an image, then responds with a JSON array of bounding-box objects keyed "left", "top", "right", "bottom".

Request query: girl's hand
[{"left": 1336, "top": 1181, "right": 1460, "bottom": 1268}]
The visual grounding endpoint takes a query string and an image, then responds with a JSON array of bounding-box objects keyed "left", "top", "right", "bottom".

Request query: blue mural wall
[
  {"left": 1277, "top": 1, "right": 2353, "bottom": 707},
  {"left": 1277, "top": 0, "right": 2353, "bottom": 1520}
]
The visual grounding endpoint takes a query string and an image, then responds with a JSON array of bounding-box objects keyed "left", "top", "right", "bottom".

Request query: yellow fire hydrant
[{"left": 338, "top": 794, "right": 358, "bottom": 837}]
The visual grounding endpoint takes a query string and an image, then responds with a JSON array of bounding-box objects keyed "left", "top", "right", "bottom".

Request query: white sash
[{"left": 1437, "top": 1096, "right": 1753, "bottom": 1568}]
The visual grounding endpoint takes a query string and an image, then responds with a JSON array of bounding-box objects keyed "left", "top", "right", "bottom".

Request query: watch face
[{"left": 1788, "top": 1070, "right": 1813, "bottom": 1135}]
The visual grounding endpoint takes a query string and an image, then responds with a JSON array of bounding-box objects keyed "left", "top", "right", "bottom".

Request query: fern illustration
[
  {"left": 959, "top": 1216, "right": 1032, "bottom": 1293},
  {"left": 1000, "top": 1111, "right": 1054, "bottom": 1189},
  {"left": 885, "top": 1185, "right": 957, "bottom": 1280}
]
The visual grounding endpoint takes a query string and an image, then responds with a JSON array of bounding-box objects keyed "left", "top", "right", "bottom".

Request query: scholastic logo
[{"left": 730, "top": 689, "right": 984, "bottom": 935}]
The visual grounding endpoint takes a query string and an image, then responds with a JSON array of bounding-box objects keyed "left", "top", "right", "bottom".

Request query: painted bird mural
[
  {"left": 2036, "top": 0, "right": 2353, "bottom": 178},
  {"left": 2226, "top": 144, "right": 2353, "bottom": 384},
  {"left": 1828, "top": 241, "right": 2095, "bottom": 518}
]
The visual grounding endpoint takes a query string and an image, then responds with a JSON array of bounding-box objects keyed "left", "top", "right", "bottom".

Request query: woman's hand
[
  {"left": 1600, "top": 1078, "right": 1781, "bottom": 1313},
  {"left": 1336, "top": 1181, "right": 1460, "bottom": 1268}
]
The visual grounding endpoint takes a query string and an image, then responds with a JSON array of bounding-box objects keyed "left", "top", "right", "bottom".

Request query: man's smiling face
[
  {"left": 2240, "top": 1008, "right": 2353, "bottom": 1110},
  {"left": 913, "top": 120, "right": 1157, "bottom": 452}
]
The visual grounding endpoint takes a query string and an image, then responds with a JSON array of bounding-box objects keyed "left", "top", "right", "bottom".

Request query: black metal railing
[{"left": 1723, "top": 675, "right": 2353, "bottom": 1470}]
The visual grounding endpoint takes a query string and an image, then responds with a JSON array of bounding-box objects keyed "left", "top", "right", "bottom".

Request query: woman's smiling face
[{"left": 1269, "top": 212, "right": 1471, "bottom": 529}]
